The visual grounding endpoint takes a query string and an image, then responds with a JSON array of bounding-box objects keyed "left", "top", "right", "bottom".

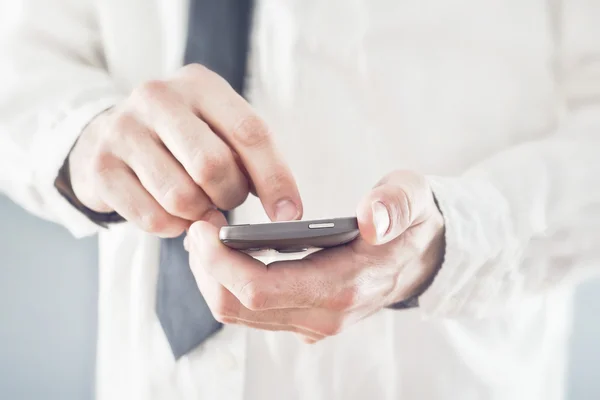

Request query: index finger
[{"left": 172, "top": 64, "right": 303, "bottom": 222}]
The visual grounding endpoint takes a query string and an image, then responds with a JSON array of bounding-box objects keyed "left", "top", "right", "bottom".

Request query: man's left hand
[{"left": 186, "top": 170, "right": 445, "bottom": 343}]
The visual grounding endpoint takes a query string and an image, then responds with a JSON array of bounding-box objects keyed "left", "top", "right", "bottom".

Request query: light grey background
[{"left": 0, "top": 194, "right": 598, "bottom": 399}]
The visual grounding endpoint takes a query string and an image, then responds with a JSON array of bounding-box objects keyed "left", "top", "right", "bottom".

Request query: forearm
[
  {"left": 420, "top": 106, "right": 600, "bottom": 317},
  {"left": 0, "top": 0, "right": 123, "bottom": 237},
  {"left": 415, "top": 0, "right": 600, "bottom": 318}
]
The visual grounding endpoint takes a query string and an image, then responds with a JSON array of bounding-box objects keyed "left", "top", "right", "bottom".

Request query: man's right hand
[{"left": 68, "top": 64, "right": 302, "bottom": 237}]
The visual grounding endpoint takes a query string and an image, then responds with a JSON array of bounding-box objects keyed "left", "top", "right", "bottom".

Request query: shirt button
[{"left": 217, "top": 349, "right": 238, "bottom": 371}]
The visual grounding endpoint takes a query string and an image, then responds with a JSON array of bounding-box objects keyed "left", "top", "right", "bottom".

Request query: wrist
[{"left": 54, "top": 149, "right": 124, "bottom": 227}]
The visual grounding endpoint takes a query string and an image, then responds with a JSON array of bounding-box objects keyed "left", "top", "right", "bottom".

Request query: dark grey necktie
[{"left": 156, "top": 0, "right": 253, "bottom": 360}]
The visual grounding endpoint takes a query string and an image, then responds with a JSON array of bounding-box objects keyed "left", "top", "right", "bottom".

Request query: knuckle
[
  {"left": 179, "top": 63, "right": 210, "bottom": 80},
  {"left": 239, "top": 280, "right": 267, "bottom": 311},
  {"left": 220, "top": 184, "right": 250, "bottom": 211},
  {"left": 263, "top": 169, "right": 292, "bottom": 192},
  {"left": 91, "top": 151, "right": 115, "bottom": 177},
  {"left": 107, "top": 113, "right": 140, "bottom": 142},
  {"left": 192, "top": 151, "right": 231, "bottom": 186},
  {"left": 322, "top": 319, "right": 344, "bottom": 337},
  {"left": 213, "top": 314, "right": 237, "bottom": 325},
  {"left": 139, "top": 211, "right": 170, "bottom": 234},
  {"left": 211, "top": 290, "right": 236, "bottom": 323},
  {"left": 133, "top": 80, "right": 170, "bottom": 104},
  {"left": 110, "top": 112, "right": 137, "bottom": 133},
  {"left": 232, "top": 115, "right": 271, "bottom": 148},
  {"left": 162, "top": 185, "right": 200, "bottom": 215}
]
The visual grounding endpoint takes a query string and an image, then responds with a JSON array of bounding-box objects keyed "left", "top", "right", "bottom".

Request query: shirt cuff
[
  {"left": 30, "top": 92, "right": 123, "bottom": 238},
  {"left": 418, "top": 175, "right": 516, "bottom": 318}
]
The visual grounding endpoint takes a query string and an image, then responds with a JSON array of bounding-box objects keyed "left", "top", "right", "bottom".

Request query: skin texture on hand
[
  {"left": 68, "top": 64, "right": 303, "bottom": 237},
  {"left": 186, "top": 170, "right": 445, "bottom": 343}
]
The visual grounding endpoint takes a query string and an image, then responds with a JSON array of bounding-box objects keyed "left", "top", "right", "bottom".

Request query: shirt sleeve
[
  {"left": 0, "top": 0, "right": 124, "bottom": 238},
  {"left": 418, "top": 0, "right": 600, "bottom": 317}
]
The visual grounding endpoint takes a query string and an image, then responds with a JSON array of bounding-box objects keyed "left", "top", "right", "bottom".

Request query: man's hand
[
  {"left": 68, "top": 64, "right": 302, "bottom": 236},
  {"left": 186, "top": 170, "right": 445, "bottom": 343}
]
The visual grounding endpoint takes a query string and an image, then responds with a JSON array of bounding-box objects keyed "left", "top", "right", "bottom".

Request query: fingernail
[
  {"left": 372, "top": 201, "right": 390, "bottom": 241},
  {"left": 183, "top": 235, "right": 190, "bottom": 251},
  {"left": 274, "top": 199, "right": 299, "bottom": 221}
]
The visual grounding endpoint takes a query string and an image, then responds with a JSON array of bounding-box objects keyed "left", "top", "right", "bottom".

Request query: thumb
[
  {"left": 184, "top": 209, "right": 228, "bottom": 251},
  {"left": 356, "top": 171, "right": 430, "bottom": 245}
]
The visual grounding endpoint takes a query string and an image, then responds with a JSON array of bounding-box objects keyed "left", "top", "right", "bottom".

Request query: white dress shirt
[{"left": 1, "top": 0, "right": 599, "bottom": 399}]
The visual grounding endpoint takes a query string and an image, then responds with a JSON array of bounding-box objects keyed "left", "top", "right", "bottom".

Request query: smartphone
[{"left": 219, "top": 217, "right": 360, "bottom": 254}]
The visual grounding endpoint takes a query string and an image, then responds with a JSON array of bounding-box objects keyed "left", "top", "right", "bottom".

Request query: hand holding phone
[{"left": 219, "top": 217, "right": 359, "bottom": 254}]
